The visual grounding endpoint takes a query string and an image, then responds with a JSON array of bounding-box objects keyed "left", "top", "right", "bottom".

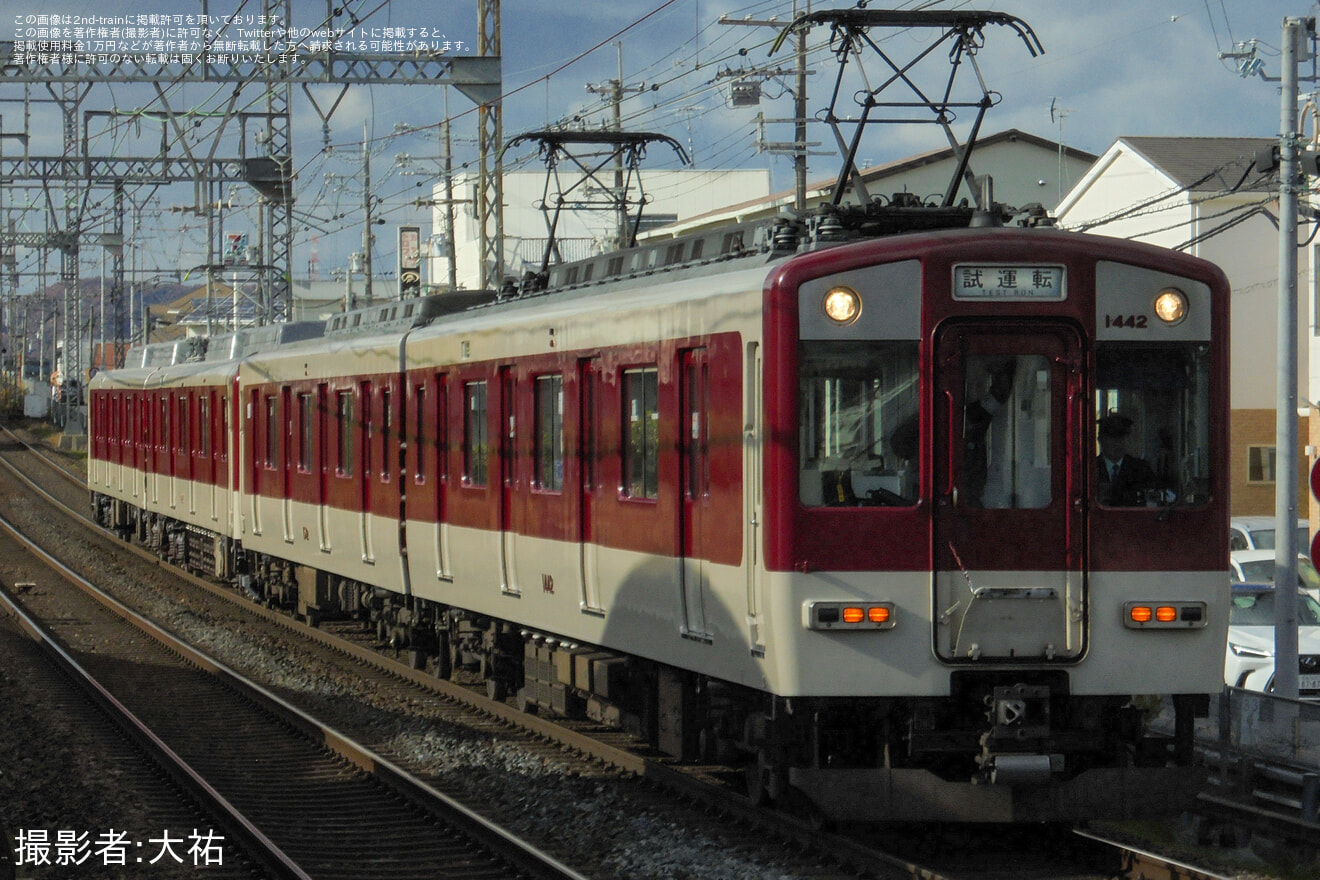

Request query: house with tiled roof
[{"left": 1056, "top": 136, "right": 1300, "bottom": 517}]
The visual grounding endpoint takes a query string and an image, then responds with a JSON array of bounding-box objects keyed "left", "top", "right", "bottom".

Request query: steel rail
[{"left": 0, "top": 509, "right": 591, "bottom": 880}]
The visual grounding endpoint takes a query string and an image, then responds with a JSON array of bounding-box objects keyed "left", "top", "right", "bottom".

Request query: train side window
[
  {"left": 178, "top": 396, "right": 190, "bottom": 456},
  {"left": 219, "top": 397, "right": 228, "bottom": 464},
  {"left": 298, "top": 392, "right": 313, "bottom": 472},
  {"left": 414, "top": 384, "right": 427, "bottom": 483},
  {"left": 380, "top": 387, "right": 392, "bottom": 481},
  {"left": 336, "top": 390, "right": 354, "bottom": 478},
  {"left": 464, "top": 380, "right": 489, "bottom": 486},
  {"left": 799, "top": 341, "right": 919, "bottom": 507},
  {"left": 534, "top": 374, "right": 564, "bottom": 491},
  {"left": 436, "top": 374, "right": 450, "bottom": 484},
  {"left": 1095, "top": 343, "right": 1212, "bottom": 507},
  {"left": 264, "top": 395, "right": 278, "bottom": 469},
  {"left": 199, "top": 395, "right": 211, "bottom": 458},
  {"left": 623, "top": 367, "right": 659, "bottom": 500}
]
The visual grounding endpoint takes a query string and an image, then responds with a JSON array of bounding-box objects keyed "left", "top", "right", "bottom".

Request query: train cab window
[
  {"left": 1095, "top": 343, "right": 1212, "bottom": 507},
  {"left": 623, "top": 367, "right": 659, "bottom": 500},
  {"left": 336, "top": 391, "right": 354, "bottom": 478},
  {"left": 535, "top": 375, "right": 564, "bottom": 491},
  {"left": 464, "top": 380, "right": 489, "bottom": 486},
  {"left": 799, "top": 341, "right": 919, "bottom": 507}
]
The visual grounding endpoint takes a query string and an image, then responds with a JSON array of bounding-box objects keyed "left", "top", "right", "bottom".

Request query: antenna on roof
[{"left": 1050, "top": 97, "right": 1074, "bottom": 203}]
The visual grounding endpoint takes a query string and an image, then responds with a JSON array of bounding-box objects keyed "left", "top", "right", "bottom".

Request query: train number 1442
[{"left": 1104, "top": 314, "right": 1148, "bottom": 329}]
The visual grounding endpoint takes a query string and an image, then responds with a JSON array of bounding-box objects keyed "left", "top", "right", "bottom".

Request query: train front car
[{"left": 758, "top": 227, "right": 1229, "bottom": 823}]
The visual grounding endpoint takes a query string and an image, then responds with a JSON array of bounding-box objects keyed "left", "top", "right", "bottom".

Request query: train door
[
  {"left": 578, "top": 357, "right": 603, "bottom": 614},
  {"left": 680, "top": 348, "right": 712, "bottom": 641},
  {"left": 932, "top": 322, "right": 1085, "bottom": 663},
  {"left": 499, "top": 366, "right": 518, "bottom": 595}
]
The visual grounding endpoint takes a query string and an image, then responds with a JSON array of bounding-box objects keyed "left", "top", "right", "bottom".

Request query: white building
[{"left": 431, "top": 168, "right": 773, "bottom": 291}]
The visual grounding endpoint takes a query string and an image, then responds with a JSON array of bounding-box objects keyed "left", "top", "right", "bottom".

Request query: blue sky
[{"left": 0, "top": 0, "right": 1312, "bottom": 284}]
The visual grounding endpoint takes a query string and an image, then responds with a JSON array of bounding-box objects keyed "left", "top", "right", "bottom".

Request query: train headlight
[
  {"left": 822, "top": 286, "right": 862, "bottom": 325},
  {"left": 1153, "top": 287, "right": 1188, "bottom": 325},
  {"left": 803, "top": 600, "right": 895, "bottom": 630},
  {"left": 1123, "top": 601, "right": 1208, "bottom": 629}
]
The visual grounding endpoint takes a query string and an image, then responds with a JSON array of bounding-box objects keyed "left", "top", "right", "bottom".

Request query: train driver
[{"left": 1096, "top": 414, "right": 1159, "bottom": 506}]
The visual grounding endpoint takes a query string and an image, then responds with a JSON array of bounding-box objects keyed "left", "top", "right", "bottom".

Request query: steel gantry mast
[{"left": 0, "top": 1, "right": 500, "bottom": 419}]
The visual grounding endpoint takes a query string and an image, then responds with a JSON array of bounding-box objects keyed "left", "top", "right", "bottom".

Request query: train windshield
[
  {"left": 1095, "top": 343, "right": 1212, "bottom": 506},
  {"left": 798, "top": 340, "right": 919, "bottom": 507}
]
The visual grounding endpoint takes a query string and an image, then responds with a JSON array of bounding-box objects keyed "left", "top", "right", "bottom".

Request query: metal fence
[
  {"left": 1202, "top": 688, "right": 1320, "bottom": 766},
  {"left": 1187, "top": 688, "right": 1320, "bottom": 829}
]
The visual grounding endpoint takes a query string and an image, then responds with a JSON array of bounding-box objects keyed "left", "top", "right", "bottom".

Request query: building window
[
  {"left": 535, "top": 375, "right": 564, "bottom": 491},
  {"left": 1247, "top": 445, "right": 1276, "bottom": 484},
  {"left": 464, "top": 380, "right": 489, "bottom": 486},
  {"left": 623, "top": 367, "right": 659, "bottom": 499}
]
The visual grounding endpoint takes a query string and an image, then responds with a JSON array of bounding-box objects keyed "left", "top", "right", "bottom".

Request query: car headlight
[{"left": 1229, "top": 642, "right": 1273, "bottom": 659}]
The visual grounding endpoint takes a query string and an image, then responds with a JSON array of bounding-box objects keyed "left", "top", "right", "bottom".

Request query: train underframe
[{"left": 92, "top": 494, "right": 1208, "bottom": 824}]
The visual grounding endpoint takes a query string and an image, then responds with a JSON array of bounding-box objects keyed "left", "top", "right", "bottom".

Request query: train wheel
[
  {"left": 516, "top": 688, "right": 538, "bottom": 715},
  {"left": 434, "top": 631, "right": 453, "bottom": 680},
  {"left": 745, "top": 761, "right": 770, "bottom": 806},
  {"left": 746, "top": 749, "right": 788, "bottom": 806}
]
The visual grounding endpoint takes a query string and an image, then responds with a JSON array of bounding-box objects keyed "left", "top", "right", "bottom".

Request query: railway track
[
  {"left": 0, "top": 511, "right": 588, "bottom": 880},
  {"left": 0, "top": 419, "right": 1277, "bottom": 880}
]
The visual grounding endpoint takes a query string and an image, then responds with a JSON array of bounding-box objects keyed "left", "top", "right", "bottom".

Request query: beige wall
[{"left": 1232, "top": 408, "right": 1309, "bottom": 518}]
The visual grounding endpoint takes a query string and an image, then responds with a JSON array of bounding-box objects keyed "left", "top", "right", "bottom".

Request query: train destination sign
[{"left": 952, "top": 264, "right": 1066, "bottom": 301}]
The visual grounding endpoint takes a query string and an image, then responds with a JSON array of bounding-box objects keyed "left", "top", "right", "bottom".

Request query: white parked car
[
  {"left": 1224, "top": 583, "right": 1320, "bottom": 696},
  {"left": 1229, "top": 516, "right": 1309, "bottom": 552},
  {"left": 1229, "top": 549, "right": 1320, "bottom": 596}
]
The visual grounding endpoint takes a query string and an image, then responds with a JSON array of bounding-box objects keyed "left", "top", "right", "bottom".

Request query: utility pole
[
  {"left": 362, "top": 125, "right": 374, "bottom": 303},
  {"left": 719, "top": 1, "right": 813, "bottom": 211},
  {"left": 1226, "top": 17, "right": 1320, "bottom": 699},
  {"left": 587, "top": 43, "right": 655, "bottom": 246},
  {"left": 439, "top": 88, "right": 458, "bottom": 292},
  {"left": 1272, "top": 18, "right": 1312, "bottom": 699}
]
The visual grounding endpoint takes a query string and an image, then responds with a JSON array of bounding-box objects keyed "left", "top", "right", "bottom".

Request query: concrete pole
[{"left": 1274, "top": 17, "right": 1306, "bottom": 699}]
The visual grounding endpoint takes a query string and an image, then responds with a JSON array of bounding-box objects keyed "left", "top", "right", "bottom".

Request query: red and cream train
[{"left": 89, "top": 213, "right": 1230, "bottom": 823}]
